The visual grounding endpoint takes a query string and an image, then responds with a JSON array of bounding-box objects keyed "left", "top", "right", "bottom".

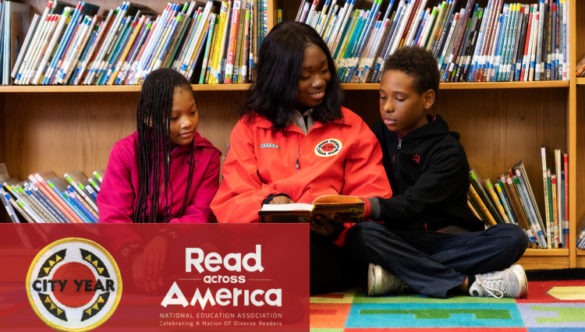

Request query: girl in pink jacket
[
  {"left": 97, "top": 68, "right": 220, "bottom": 294},
  {"left": 98, "top": 68, "right": 221, "bottom": 223}
]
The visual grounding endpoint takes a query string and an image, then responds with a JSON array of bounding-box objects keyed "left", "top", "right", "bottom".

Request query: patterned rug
[{"left": 310, "top": 280, "right": 585, "bottom": 331}]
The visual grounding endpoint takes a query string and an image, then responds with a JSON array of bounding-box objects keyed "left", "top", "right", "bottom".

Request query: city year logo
[
  {"left": 26, "top": 238, "right": 122, "bottom": 331},
  {"left": 314, "top": 138, "right": 342, "bottom": 157}
]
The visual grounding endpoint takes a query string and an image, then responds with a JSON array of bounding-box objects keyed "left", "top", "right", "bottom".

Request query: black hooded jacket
[{"left": 371, "top": 115, "right": 484, "bottom": 232}]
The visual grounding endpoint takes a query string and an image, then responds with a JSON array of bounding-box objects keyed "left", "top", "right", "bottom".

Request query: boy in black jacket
[{"left": 347, "top": 46, "right": 529, "bottom": 298}]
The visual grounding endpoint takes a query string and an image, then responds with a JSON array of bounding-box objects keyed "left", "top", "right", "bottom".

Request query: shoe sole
[
  {"left": 511, "top": 264, "right": 528, "bottom": 298},
  {"left": 367, "top": 263, "right": 376, "bottom": 296}
]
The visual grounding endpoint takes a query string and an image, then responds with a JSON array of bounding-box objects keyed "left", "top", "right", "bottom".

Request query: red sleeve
[{"left": 211, "top": 120, "right": 274, "bottom": 223}]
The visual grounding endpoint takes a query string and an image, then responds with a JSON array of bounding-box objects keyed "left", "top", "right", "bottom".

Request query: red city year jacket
[{"left": 211, "top": 107, "right": 392, "bottom": 228}]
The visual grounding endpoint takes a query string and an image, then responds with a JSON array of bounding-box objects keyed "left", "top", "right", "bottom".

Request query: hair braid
[{"left": 133, "top": 68, "right": 195, "bottom": 223}]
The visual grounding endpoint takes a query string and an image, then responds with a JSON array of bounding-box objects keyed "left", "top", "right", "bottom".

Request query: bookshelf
[
  {"left": 576, "top": 0, "right": 585, "bottom": 268},
  {"left": 0, "top": 0, "right": 582, "bottom": 270}
]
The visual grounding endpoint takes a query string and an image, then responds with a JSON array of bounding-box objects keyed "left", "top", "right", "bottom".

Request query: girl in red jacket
[{"left": 211, "top": 21, "right": 392, "bottom": 294}]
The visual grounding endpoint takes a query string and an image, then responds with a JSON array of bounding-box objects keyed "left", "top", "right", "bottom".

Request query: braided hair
[{"left": 133, "top": 68, "right": 196, "bottom": 223}]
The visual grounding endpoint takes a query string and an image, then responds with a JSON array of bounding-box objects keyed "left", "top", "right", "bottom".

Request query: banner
[{"left": 0, "top": 223, "right": 309, "bottom": 331}]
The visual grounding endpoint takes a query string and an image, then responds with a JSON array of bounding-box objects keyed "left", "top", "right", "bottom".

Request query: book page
[{"left": 259, "top": 203, "right": 313, "bottom": 212}]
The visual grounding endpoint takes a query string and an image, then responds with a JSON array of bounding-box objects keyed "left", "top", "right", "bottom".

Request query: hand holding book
[
  {"left": 259, "top": 195, "right": 365, "bottom": 237},
  {"left": 259, "top": 195, "right": 365, "bottom": 223}
]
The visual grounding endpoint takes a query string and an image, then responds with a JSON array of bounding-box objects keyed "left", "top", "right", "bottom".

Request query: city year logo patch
[
  {"left": 26, "top": 238, "right": 122, "bottom": 331},
  {"left": 314, "top": 138, "right": 342, "bottom": 157}
]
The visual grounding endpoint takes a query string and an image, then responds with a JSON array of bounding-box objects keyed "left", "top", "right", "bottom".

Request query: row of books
[
  {"left": 4, "top": 0, "right": 269, "bottom": 86},
  {"left": 468, "top": 149, "right": 569, "bottom": 249},
  {"left": 0, "top": 163, "right": 103, "bottom": 223},
  {"left": 296, "top": 0, "right": 569, "bottom": 83}
]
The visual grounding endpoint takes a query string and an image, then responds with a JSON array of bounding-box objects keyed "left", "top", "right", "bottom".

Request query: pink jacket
[{"left": 98, "top": 131, "right": 220, "bottom": 223}]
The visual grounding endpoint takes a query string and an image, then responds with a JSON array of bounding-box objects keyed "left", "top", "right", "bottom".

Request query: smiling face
[
  {"left": 379, "top": 69, "right": 435, "bottom": 136},
  {"left": 295, "top": 43, "right": 331, "bottom": 108},
  {"left": 169, "top": 86, "right": 199, "bottom": 146}
]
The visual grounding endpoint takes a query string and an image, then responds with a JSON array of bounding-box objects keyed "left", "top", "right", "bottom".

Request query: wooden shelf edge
[
  {"left": 0, "top": 84, "right": 252, "bottom": 93},
  {"left": 0, "top": 81, "right": 569, "bottom": 93},
  {"left": 341, "top": 81, "right": 569, "bottom": 90},
  {"left": 576, "top": 77, "right": 585, "bottom": 85},
  {"left": 523, "top": 248, "right": 569, "bottom": 256}
]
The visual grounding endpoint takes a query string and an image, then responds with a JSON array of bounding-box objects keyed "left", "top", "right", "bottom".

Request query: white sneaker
[
  {"left": 367, "top": 263, "right": 407, "bottom": 296},
  {"left": 469, "top": 264, "right": 528, "bottom": 298}
]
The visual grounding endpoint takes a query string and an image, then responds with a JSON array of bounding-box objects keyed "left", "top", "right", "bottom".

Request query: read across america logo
[{"left": 26, "top": 238, "right": 122, "bottom": 331}]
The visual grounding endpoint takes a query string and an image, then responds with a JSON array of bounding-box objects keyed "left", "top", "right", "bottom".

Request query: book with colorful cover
[
  {"left": 467, "top": 183, "right": 497, "bottom": 227},
  {"left": 483, "top": 178, "right": 510, "bottom": 224},
  {"left": 64, "top": 170, "right": 98, "bottom": 213},
  {"left": 22, "top": 180, "right": 69, "bottom": 222},
  {"left": 469, "top": 169, "right": 505, "bottom": 224},
  {"left": 10, "top": 13, "right": 39, "bottom": 82},
  {"left": 30, "top": 171, "right": 78, "bottom": 223},
  {"left": 494, "top": 178, "right": 516, "bottom": 224},
  {"left": 3, "top": 180, "right": 47, "bottom": 223},
  {"left": 1, "top": 1, "right": 31, "bottom": 85},
  {"left": 511, "top": 164, "right": 547, "bottom": 248}
]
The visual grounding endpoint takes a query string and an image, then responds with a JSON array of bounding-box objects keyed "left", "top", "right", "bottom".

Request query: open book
[{"left": 259, "top": 195, "right": 365, "bottom": 223}]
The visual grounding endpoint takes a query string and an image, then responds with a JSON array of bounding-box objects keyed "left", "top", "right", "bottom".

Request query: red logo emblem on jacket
[{"left": 314, "top": 139, "right": 342, "bottom": 157}]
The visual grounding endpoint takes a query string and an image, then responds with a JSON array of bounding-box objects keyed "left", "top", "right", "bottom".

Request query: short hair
[
  {"left": 241, "top": 21, "right": 343, "bottom": 130},
  {"left": 134, "top": 68, "right": 196, "bottom": 222},
  {"left": 383, "top": 46, "right": 440, "bottom": 95}
]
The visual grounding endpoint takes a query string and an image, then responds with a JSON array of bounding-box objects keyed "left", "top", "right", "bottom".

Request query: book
[
  {"left": 259, "top": 195, "right": 364, "bottom": 223},
  {"left": 469, "top": 169, "right": 505, "bottom": 224},
  {"left": 502, "top": 174, "right": 536, "bottom": 247},
  {"left": 467, "top": 183, "right": 497, "bottom": 226},
  {"left": 0, "top": 187, "right": 20, "bottom": 223},
  {"left": 64, "top": 170, "right": 98, "bottom": 213},
  {"left": 0, "top": 164, "right": 21, "bottom": 222},
  {"left": 483, "top": 178, "right": 510, "bottom": 223},
  {"left": 511, "top": 164, "right": 547, "bottom": 248},
  {"left": 1, "top": 1, "right": 31, "bottom": 85}
]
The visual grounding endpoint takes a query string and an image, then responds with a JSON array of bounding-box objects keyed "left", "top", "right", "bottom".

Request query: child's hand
[{"left": 269, "top": 195, "right": 295, "bottom": 204}]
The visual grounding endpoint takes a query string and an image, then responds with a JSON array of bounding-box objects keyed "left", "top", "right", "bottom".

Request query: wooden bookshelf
[{"left": 0, "top": 0, "right": 583, "bottom": 270}]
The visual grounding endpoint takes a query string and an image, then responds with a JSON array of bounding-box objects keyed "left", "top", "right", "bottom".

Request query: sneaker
[
  {"left": 469, "top": 264, "right": 528, "bottom": 298},
  {"left": 367, "top": 263, "right": 407, "bottom": 296}
]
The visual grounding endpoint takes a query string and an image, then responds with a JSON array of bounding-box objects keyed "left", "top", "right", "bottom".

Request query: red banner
[{"left": 0, "top": 223, "right": 310, "bottom": 331}]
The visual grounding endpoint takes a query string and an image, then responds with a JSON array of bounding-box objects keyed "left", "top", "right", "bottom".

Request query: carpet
[{"left": 309, "top": 279, "right": 585, "bottom": 331}]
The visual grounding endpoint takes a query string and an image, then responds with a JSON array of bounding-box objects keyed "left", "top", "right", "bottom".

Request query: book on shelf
[
  {"left": 259, "top": 195, "right": 364, "bottom": 223},
  {"left": 501, "top": 173, "right": 537, "bottom": 248},
  {"left": 64, "top": 170, "right": 98, "bottom": 212},
  {"left": 467, "top": 147, "right": 571, "bottom": 249},
  {"left": 467, "top": 183, "right": 497, "bottom": 227},
  {"left": 293, "top": 0, "right": 568, "bottom": 83},
  {"left": 511, "top": 161, "right": 547, "bottom": 248},
  {"left": 7, "top": 0, "right": 267, "bottom": 85},
  {"left": 1, "top": 0, "right": 31, "bottom": 85},
  {"left": 469, "top": 169, "right": 505, "bottom": 225},
  {"left": 0, "top": 163, "right": 20, "bottom": 223},
  {"left": 1, "top": 164, "right": 103, "bottom": 223}
]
